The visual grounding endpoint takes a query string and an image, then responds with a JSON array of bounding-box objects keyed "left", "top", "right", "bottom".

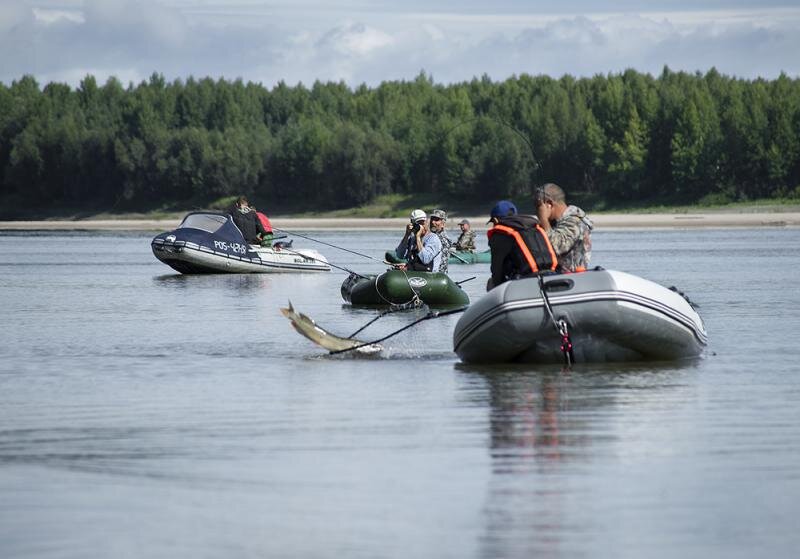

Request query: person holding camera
[
  {"left": 393, "top": 209, "right": 443, "bottom": 272},
  {"left": 535, "top": 183, "right": 594, "bottom": 273}
]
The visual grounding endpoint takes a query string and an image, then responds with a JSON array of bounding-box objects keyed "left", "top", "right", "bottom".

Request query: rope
[
  {"left": 537, "top": 274, "right": 575, "bottom": 367},
  {"left": 347, "top": 300, "right": 428, "bottom": 339},
  {"left": 374, "top": 269, "right": 423, "bottom": 308},
  {"left": 277, "top": 247, "right": 369, "bottom": 279},
  {"left": 272, "top": 228, "right": 382, "bottom": 262},
  {"left": 329, "top": 306, "right": 469, "bottom": 355}
]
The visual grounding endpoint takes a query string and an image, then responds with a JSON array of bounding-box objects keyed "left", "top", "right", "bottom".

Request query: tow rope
[
  {"left": 538, "top": 274, "right": 576, "bottom": 367},
  {"left": 557, "top": 319, "right": 575, "bottom": 367}
]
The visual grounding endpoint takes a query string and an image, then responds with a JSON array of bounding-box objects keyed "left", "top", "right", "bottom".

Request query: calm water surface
[{"left": 1, "top": 228, "right": 799, "bottom": 558}]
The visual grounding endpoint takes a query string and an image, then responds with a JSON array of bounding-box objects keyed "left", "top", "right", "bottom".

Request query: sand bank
[{"left": 1, "top": 212, "right": 799, "bottom": 231}]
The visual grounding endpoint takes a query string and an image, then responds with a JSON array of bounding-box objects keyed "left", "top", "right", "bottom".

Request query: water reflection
[
  {"left": 458, "top": 363, "right": 691, "bottom": 558},
  {"left": 460, "top": 367, "right": 584, "bottom": 471},
  {"left": 152, "top": 273, "right": 275, "bottom": 291}
]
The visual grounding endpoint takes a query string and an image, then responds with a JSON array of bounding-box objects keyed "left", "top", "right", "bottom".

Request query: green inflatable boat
[
  {"left": 449, "top": 249, "right": 490, "bottom": 264},
  {"left": 341, "top": 270, "right": 470, "bottom": 307}
]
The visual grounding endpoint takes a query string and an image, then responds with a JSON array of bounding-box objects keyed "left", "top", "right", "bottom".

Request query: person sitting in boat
[
  {"left": 229, "top": 196, "right": 270, "bottom": 245},
  {"left": 454, "top": 219, "right": 477, "bottom": 252},
  {"left": 394, "top": 209, "right": 443, "bottom": 272},
  {"left": 252, "top": 206, "right": 274, "bottom": 246},
  {"left": 535, "top": 183, "right": 593, "bottom": 273},
  {"left": 429, "top": 209, "right": 453, "bottom": 274},
  {"left": 486, "top": 200, "right": 558, "bottom": 291}
]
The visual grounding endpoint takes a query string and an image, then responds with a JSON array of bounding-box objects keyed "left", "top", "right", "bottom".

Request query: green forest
[{"left": 1, "top": 68, "right": 799, "bottom": 218}]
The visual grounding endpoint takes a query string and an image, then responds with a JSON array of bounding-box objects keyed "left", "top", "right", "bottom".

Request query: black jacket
[
  {"left": 488, "top": 214, "right": 555, "bottom": 288},
  {"left": 231, "top": 208, "right": 267, "bottom": 244}
]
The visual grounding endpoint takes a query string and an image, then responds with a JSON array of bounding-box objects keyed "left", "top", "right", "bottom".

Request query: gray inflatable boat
[{"left": 453, "top": 269, "right": 707, "bottom": 364}]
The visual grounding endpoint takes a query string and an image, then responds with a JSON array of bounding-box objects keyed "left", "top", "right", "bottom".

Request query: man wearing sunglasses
[{"left": 429, "top": 209, "right": 453, "bottom": 274}]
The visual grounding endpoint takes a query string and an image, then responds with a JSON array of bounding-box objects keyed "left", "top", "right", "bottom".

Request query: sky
[{"left": 1, "top": 0, "right": 799, "bottom": 88}]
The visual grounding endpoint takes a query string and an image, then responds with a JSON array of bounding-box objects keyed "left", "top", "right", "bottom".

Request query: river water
[{"left": 1, "top": 227, "right": 799, "bottom": 559}]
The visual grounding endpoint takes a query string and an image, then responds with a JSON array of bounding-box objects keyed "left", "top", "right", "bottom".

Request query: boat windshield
[{"left": 178, "top": 213, "right": 228, "bottom": 233}]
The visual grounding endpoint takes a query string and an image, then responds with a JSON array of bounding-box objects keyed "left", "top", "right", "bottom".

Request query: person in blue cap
[{"left": 486, "top": 200, "right": 558, "bottom": 290}]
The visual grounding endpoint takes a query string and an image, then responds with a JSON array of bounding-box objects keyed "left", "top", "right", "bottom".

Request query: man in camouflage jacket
[
  {"left": 454, "top": 219, "right": 477, "bottom": 252},
  {"left": 430, "top": 209, "right": 453, "bottom": 274},
  {"left": 535, "top": 183, "right": 594, "bottom": 273}
]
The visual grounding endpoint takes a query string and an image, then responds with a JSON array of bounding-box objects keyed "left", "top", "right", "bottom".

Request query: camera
[{"left": 411, "top": 221, "right": 421, "bottom": 234}]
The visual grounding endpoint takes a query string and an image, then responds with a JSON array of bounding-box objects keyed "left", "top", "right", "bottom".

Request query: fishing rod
[
  {"left": 272, "top": 228, "right": 383, "bottom": 263},
  {"left": 329, "top": 306, "right": 469, "bottom": 355},
  {"left": 277, "top": 246, "right": 370, "bottom": 279}
]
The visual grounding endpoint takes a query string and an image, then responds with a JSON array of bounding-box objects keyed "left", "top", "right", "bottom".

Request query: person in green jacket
[{"left": 535, "top": 183, "right": 594, "bottom": 272}]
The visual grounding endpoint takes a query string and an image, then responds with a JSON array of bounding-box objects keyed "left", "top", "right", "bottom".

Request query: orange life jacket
[
  {"left": 256, "top": 212, "right": 273, "bottom": 233},
  {"left": 487, "top": 223, "right": 558, "bottom": 274}
]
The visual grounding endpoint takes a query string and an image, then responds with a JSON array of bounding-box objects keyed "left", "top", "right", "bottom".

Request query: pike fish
[{"left": 280, "top": 301, "right": 382, "bottom": 355}]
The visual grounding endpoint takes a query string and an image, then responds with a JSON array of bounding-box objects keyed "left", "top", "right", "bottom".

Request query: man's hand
[{"left": 537, "top": 202, "right": 553, "bottom": 231}]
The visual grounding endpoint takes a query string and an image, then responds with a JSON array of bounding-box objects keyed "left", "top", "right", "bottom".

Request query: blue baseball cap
[{"left": 488, "top": 200, "right": 518, "bottom": 222}]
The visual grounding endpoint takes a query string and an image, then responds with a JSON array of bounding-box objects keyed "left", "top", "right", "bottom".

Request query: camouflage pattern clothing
[
  {"left": 436, "top": 231, "right": 453, "bottom": 274},
  {"left": 547, "top": 205, "right": 593, "bottom": 273},
  {"left": 454, "top": 229, "right": 477, "bottom": 252}
]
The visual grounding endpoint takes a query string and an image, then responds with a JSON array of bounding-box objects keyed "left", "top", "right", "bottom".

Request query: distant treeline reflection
[{"left": 1, "top": 68, "right": 798, "bottom": 214}]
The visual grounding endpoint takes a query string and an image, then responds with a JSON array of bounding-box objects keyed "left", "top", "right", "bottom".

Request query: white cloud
[
  {"left": 316, "top": 22, "right": 394, "bottom": 57},
  {"left": 2, "top": 3, "right": 799, "bottom": 87}
]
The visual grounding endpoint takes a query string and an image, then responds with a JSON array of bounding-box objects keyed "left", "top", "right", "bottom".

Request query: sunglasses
[{"left": 430, "top": 217, "right": 442, "bottom": 222}]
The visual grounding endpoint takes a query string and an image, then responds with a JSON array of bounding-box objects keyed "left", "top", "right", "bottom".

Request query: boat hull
[
  {"left": 152, "top": 242, "right": 330, "bottom": 273},
  {"left": 449, "top": 249, "right": 490, "bottom": 264},
  {"left": 151, "top": 212, "right": 330, "bottom": 274},
  {"left": 453, "top": 269, "right": 707, "bottom": 364},
  {"left": 341, "top": 270, "right": 470, "bottom": 307}
]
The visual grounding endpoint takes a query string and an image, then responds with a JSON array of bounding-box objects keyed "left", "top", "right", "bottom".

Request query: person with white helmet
[{"left": 392, "top": 209, "right": 443, "bottom": 272}]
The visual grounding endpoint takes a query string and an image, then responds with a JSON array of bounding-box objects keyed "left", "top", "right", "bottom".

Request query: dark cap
[{"left": 488, "top": 200, "right": 517, "bottom": 223}]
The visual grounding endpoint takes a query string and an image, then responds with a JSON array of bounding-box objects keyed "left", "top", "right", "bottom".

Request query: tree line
[{"left": 1, "top": 68, "right": 799, "bottom": 216}]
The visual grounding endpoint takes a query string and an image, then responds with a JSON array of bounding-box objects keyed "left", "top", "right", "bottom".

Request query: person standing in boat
[
  {"left": 535, "top": 183, "right": 593, "bottom": 273},
  {"left": 429, "top": 209, "right": 453, "bottom": 274},
  {"left": 454, "top": 219, "right": 477, "bottom": 252},
  {"left": 486, "top": 200, "right": 558, "bottom": 290},
  {"left": 394, "top": 209, "right": 443, "bottom": 272},
  {"left": 229, "top": 195, "right": 269, "bottom": 245}
]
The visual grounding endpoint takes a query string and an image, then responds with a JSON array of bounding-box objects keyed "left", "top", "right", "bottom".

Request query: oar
[
  {"left": 329, "top": 306, "right": 468, "bottom": 355},
  {"left": 450, "top": 250, "right": 470, "bottom": 264},
  {"left": 272, "top": 228, "right": 383, "bottom": 262}
]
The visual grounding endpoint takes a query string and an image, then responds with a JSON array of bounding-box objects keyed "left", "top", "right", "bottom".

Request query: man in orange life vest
[{"left": 486, "top": 200, "right": 558, "bottom": 291}]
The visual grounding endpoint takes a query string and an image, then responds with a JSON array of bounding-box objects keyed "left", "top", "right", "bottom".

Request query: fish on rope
[
  {"left": 281, "top": 300, "right": 468, "bottom": 357},
  {"left": 280, "top": 301, "right": 382, "bottom": 355}
]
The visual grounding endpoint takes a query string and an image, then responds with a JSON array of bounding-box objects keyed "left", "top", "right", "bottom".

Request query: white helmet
[{"left": 410, "top": 209, "right": 427, "bottom": 223}]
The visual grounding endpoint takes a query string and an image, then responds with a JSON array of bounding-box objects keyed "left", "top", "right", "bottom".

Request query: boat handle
[{"left": 543, "top": 278, "right": 574, "bottom": 292}]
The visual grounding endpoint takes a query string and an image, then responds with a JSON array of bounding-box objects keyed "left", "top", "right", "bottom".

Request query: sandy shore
[{"left": 1, "top": 212, "right": 800, "bottom": 231}]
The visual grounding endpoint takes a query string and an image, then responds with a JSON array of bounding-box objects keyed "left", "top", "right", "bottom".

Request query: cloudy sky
[{"left": 2, "top": 0, "right": 799, "bottom": 88}]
